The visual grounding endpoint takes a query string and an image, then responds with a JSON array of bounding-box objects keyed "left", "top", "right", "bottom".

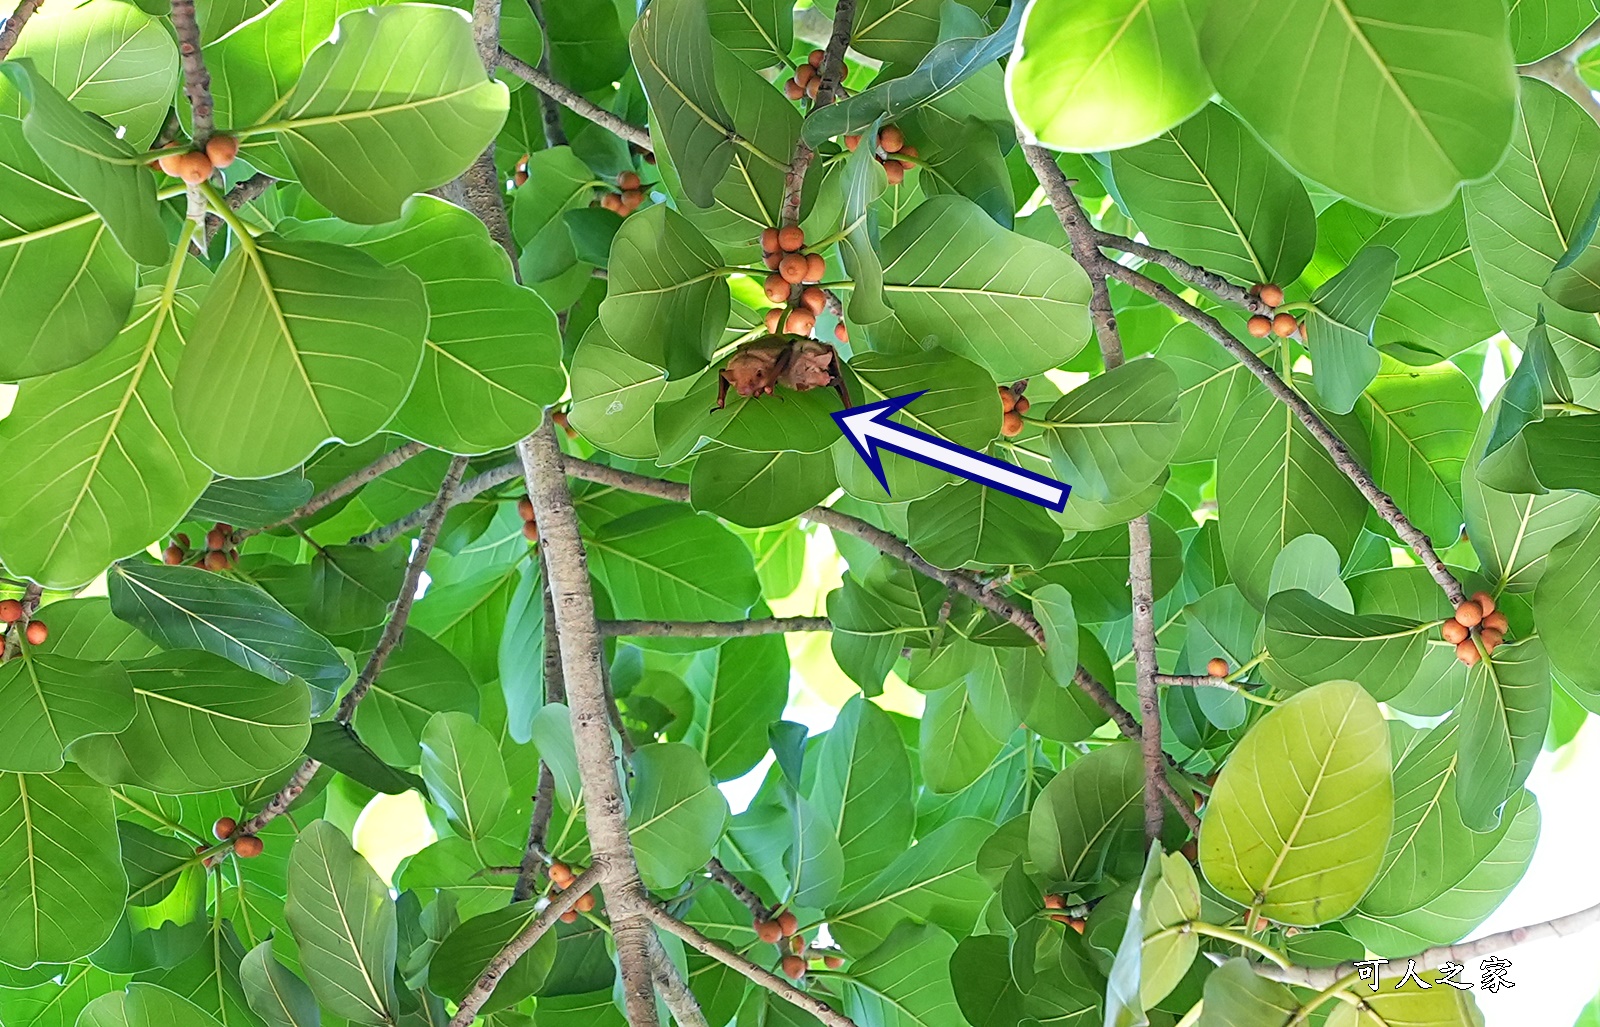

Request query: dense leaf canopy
[{"left": 0, "top": 2, "right": 1595, "bottom": 1027}]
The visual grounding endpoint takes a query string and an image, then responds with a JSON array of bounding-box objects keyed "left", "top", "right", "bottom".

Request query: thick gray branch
[
  {"left": 0, "top": 0, "right": 43, "bottom": 61},
  {"left": 169, "top": 0, "right": 214, "bottom": 141},
  {"left": 247, "top": 441, "right": 427, "bottom": 537},
  {"left": 780, "top": 0, "right": 855, "bottom": 225},
  {"left": 600, "top": 617, "right": 832, "bottom": 638},
  {"left": 520, "top": 420, "right": 659, "bottom": 1027}
]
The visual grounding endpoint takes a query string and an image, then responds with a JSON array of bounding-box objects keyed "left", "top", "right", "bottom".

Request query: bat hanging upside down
[{"left": 713, "top": 336, "right": 853, "bottom": 411}]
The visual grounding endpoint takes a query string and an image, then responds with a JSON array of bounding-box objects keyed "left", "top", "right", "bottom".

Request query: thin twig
[
  {"left": 203, "top": 173, "right": 274, "bottom": 247},
  {"left": 643, "top": 905, "right": 859, "bottom": 1027},
  {"left": 707, "top": 858, "right": 774, "bottom": 922},
  {"left": 240, "top": 457, "right": 468, "bottom": 836},
  {"left": 348, "top": 462, "right": 521, "bottom": 545},
  {"left": 1153, "top": 674, "right": 1256, "bottom": 690},
  {"left": 1024, "top": 145, "right": 1166, "bottom": 844},
  {"left": 0, "top": 0, "right": 45, "bottom": 62},
  {"left": 169, "top": 0, "right": 213, "bottom": 142},
  {"left": 600, "top": 617, "right": 832, "bottom": 637},
  {"left": 520, "top": 419, "right": 660, "bottom": 1027},
  {"left": 1250, "top": 896, "right": 1600, "bottom": 989},
  {"left": 780, "top": 0, "right": 855, "bottom": 225},
  {"left": 447, "top": 868, "right": 600, "bottom": 1027},
  {"left": 1093, "top": 230, "right": 1273, "bottom": 314},
  {"left": 497, "top": 49, "right": 653, "bottom": 151},
  {"left": 245, "top": 442, "right": 427, "bottom": 537}
]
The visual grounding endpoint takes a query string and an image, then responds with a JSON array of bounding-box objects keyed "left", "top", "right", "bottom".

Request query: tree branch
[
  {"left": 600, "top": 617, "right": 832, "bottom": 638},
  {"left": 1248, "top": 896, "right": 1600, "bottom": 990},
  {"left": 642, "top": 905, "right": 859, "bottom": 1027},
  {"left": 707, "top": 858, "right": 774, "bottom": 922},
  {"left": 497, "top": 49, "right": 653, "bottom": 151},
  {"left": 1102, "top": 262, "right": 1466, "bottom": 606},
  {"left": 240, "top": 457, "right": 468, "bottom": 837},
  {"left": 519, "top": 419, "right": 659, "bottom": 1027},
  {"left": 204, "top": 173, "right": 275, "bottom": 247},
  {"left": 648, "top": 933, "right": 711, "bottom": 1027},
  {"left": 462, "top": 0, "right": 517, "bottom": 271},
  {"left": 169, "top": 0, "right": 214, "bottom": 143},
  {"left": 244, "top": 441, "right": 427, "bottom": 537},
  {"left": 447, "top": 867, "right": 600, "bottom": 1027},
  {"left": 1092, "top": 229, "right": 1273, "bottom": 314},
  {"left": 779, "top": 0, "right": 855, "bottom": 225},
  {"left": 522, "top": 0, "right": 568, "bottom": 148},
  {"left": 348, "top": 461, "right": 522, "bottom": 546},
  {"left": 1153, "top": 673, "right": 1258, "bottom": 691},
  {"left": 0, "top": 0, "right": 44, "bottom": 61}
]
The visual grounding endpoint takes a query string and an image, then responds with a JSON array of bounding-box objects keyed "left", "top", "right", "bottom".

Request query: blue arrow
[{"left": 832, "top": 391, "right": 1071, "bottom": 511}]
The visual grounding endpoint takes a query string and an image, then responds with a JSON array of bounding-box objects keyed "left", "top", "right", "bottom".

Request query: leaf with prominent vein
[
  {"left": 828, "top": 818, "right": 992, "bottom": 956},
  {"left": 284, "top": 821, "right": 398, "bottom": 1027},
  {"left": 420, "top": 711, "right": 509, "bottom": 842},
  {"left": 809, "top": 695, "right": 916, "bottom": 884},
  {"left": 68, "top": 651, "right": 311, "bottom": 793},
  {"left": 1029, "top": 742, "right": 1146, "bottom": 889},
  {"left": 1264, "top": 588, "right": 1430, "bottom": 700},
  {"left": 1010, "top": 0, "right": 1211, "bottom": 153},
  {"left": 1304, "top": 244, "right": 1397, "bottom": 414},
  {"left": 627, "top": 742, "right": 730, "bottom": 889},
  {"left": 587, "top": 505, "right": 761, "bottom": 622},
  {"left": 240, "top": 940, "right": 319, "bottom": 1027},
  {"left": 270, "top": 5, "right": 509, "bottom": 224},
  {"left": 173, "top": 234, "right": 428, "bottom": 478},
  {"left": 1039, "top": 357, "right": 1181, "bottom": 504},
  {"left": 880, "top": 195, "right": 1091, "bottom": 379},
  {"left": 1199, "top": 680, "right": 1392, "bottom": 925},
  {"left": 599, "top": 205, "right": 731, "bottom": 379},
  {"left": 79, "top": 984, "right": 227, "bottom": 1027},
  {"left": 108, "top": 560, "right": 347, "bottom": 694},
  {"left": 0, "top": 764, "right": 125, "bottom": 967},
  {"left": 630, "top": 0, "right": 736, "bottom": 207},
  {"left": 1203, "top": 0, "right": 1516, "bottom": 216},
  {"left": 0, "top": 257, "right": 212, "bottom": 589},
  {"left": 0, "top": 653, "right": 133, "bottom": 773}
]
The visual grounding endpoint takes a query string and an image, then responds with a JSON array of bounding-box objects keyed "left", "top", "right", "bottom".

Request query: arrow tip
[{"left": 831, "top": 391, "right": 928, "bottom": 496}]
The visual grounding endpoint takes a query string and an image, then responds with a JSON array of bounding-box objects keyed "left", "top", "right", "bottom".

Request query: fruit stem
[
  {"left": 1547, "top": 401, "right": 1600, "bottom": 415},
  {"left": 1186, "top": 921, "right": 1290, "bottom": 968},
  {"left": 1284, "top": 973, "right": 1364, "bottom": 1027},
  {"left": 1223, "top": 652, "right": 1267, "bottom": 682},
  {"left": 200, "top": 180, "right": 260, "bottom": 251}
]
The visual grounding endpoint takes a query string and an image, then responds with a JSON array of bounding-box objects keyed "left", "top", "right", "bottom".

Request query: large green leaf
[
  {"left": 1031, "top": 517, "right": 1182, "bottom": 622},
  {"left": 684, "top": 635, "right": 790, "bottom": 781},
  {"left": 0, "top": 60, "right": 168, "bottom": 266},
  {"left": 0, "top": 261, "right": 212, "bottom": 589},
  {"left": 0, "top": 963, "right": 124, "bottom": 1027},
  {"left": 357, "top": 630, "right": 478, "bottom": 767},
  {"left": 1217, "top": 387, "right": 1368, "bottom": 608},
  {"left": 918, "top": 683, "right": 1005, "bottom": 795},
  {"left": 598, "top": 205, "right": 731, "bottom": 379},
  {"left": 80, "top": 985, "right": 226, "bottom": 1027},
  {"left": 808, "top": 695, "right": 915, "bottom": 883},
  {"left": 1264, "top": 589, "right": 1430, "bottom": 700},
  {"left": 284, "top": 196, "right": 564, "bottom": 455},
  {"left": 11, "top": 0, "right": 178, "bottom": 149},
  {"left": 1546, "top": 189, "right": 1600, "bottom": 312},
  {"left": 1464, "top": 79, "right": 1600, "bottom": 374},
  {"left": 1304, "top": 245, "right": 1397, "bottom": 414},
  {"left": 420, "top": 712, "right": 510, "bottom": 841},
  {"left": 1111, "top": 103, "right": 1314, "bottom": 287},
  {"left": 655, "top": 359, "right": 850, "bottom": 462},
  {"left": 1346, "top": 789, "right": 1537, "bottom": 956},
  {"left": 1157, "top": 319, "right": 1266, "bottom": 463},
  {"left": 205, "top": 0, "right": 370, "bottom": 134},
  {"left": 707, "top": 0, "right": 793, "bottom": 68},
  {"left": 879, "top": 195, "right": 1092, "bottom": 379},
  {"left": 1456, "top": 636, "right": 1550, "bottom": 830},
  {"left": 1199, "top": 680, "right": 1392, "bottom": 925},
  {"left": 0, "top": 764, "right": 125, "bottom": 966},
  {"left": 270, "top": 5, "right": 508, "bottom": 224},
  {"left": 511, "top": 146, "right": 597, "bottom": 287},
  {"left": 1008, "top": 0, "right": 1211, "bottom": 153},
  {"left": 567, "top": 321, "right": 671, "bottom": 460},
  {"left": 627, "top": 742, "right": 730, "bottom": 889},
  {"left": 284, "top": 821, "right": 398, "bottom": 1026},
  {"left": 240, "top": 940, "right": 319, "bottom": 1027},
  {"left": 1351, "top": 354, "right": 1479, "bottom": 543},
  {"left": 588, "top": 505, "right": 761, "bottom": 622},
  {"left": 1039, "top": 358, "right": 1181, "bottom": 504},
  {"left": 851, "top": 0, "right": 971, "bottom": 65},
  {"left": 906, "top": 480, "right": 1063, "bottom": 569},
  {"left": 0, "top": 110, "right": 135, "bottom": 380},
  {"left": 828, "top": 561, "right": 946, "bottom": 693},
  {"left": 690, "top": 447, "right": 838, "bottom": 528},
  {"left": 1104, "top": 848, "right": 1201, "bottom": 1024},
  {"left": 1538, "top": 507, "right": 1600, "bottom": 692},
  {"left": 1202, "top": 0, "right": 1516, "bottom": 216},
  {"left": 1325, "top": 981, "right": 1484, "bottom": 1026},
  {"left": 0, "top": 652, "right": 133, "bottom": 773},
  {"left": 630, "top": 0, "right": 736, "bottom": 207},
  {"left": 108, "top": 561, "right": 347, "bottom": 695},
  {"left": 1358, "top": 719, "right": 1513, "bottom": 918},
  {"left": 1306, "top": 199, "right": 1498, "bottom": 357},
  {"left": 833, "top": 350, "right": 1002, "bottom": 502},
  {"left": 827, "top": 817, "right": 992, "bottom": 956},
  {"left": 68, "top": 651, "right": 311, "bottom": 793},
  {"left": 173, "top": 235, "right": 429, "bottom": 478},
  {"left": 1029, "top": 742, "right": 1146, "bottom": 889},
  {"left": 843, "top": 923, "right": 964, "bottom": 1027}
]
